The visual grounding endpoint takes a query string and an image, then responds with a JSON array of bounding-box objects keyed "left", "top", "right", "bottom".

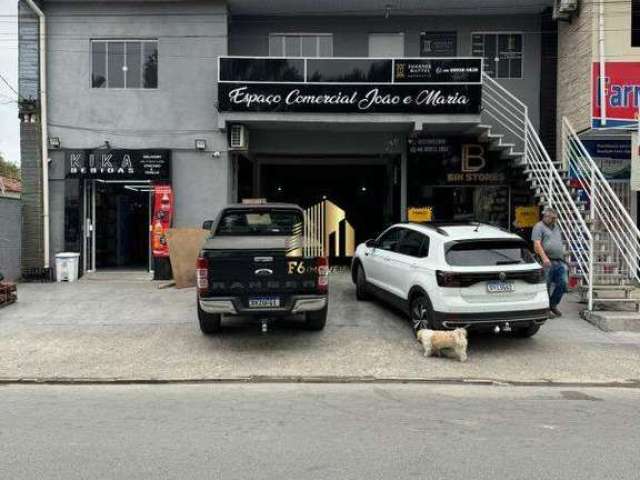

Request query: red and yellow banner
[{"left": 151, "top": 184, "right": 173, "bottom": 257}]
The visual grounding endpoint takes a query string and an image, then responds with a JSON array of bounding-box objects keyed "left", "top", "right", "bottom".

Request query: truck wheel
[
  {"left": 305, "top": 305, "right": 327, "bottom": 331},
  {"left": 355, "top": 265, "right": 371, "bottom": 301},
  {"left": 512, "top": 323, "right": 541, "bottom": 338},
  {"left": 197, "top": 302, "right": 221, "bottom": 334}
]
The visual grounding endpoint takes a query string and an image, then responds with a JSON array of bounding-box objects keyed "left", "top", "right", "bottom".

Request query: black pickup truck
[{"left": 196, "top": 203, "right": 329, "bottom": 334}]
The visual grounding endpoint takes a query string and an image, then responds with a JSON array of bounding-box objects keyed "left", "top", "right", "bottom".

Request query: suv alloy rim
[{"left": 411, "top": 297, "right": 430, "bottom": 332}]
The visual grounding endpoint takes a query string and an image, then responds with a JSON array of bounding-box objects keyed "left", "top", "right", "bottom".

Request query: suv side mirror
[
  {"left": 202, "top": 220, "right": 213, "bottom": 230},
  {"left": 365, "top": 239, "right": 377, "bottom": 248}
]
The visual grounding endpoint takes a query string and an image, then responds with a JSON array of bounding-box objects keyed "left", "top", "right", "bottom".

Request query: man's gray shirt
[{"left": 532, "top": 221, "right": 565, "bottom": 260}]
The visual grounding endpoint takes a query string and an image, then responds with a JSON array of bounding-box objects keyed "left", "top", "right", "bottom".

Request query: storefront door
[
  {"left": 83, "top": 179, "right": 96, "bottom": 272},
  {"left": 83, "top": 180, "right": 152, "bottom": 272}
]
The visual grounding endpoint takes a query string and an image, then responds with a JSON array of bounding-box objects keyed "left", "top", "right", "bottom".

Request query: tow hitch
[
  {"left": 261, "top": 318, "right": 269, "bottom": 334},
  {"left": 493, "top": 322, "right": 512, "bottom": 334}
]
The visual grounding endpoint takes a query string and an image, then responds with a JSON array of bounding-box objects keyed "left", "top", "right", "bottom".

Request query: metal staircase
[{"left": 480, "top": 73, "right": 640, "bottom": 313}]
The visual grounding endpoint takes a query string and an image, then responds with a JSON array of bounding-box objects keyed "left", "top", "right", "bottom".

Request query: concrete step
[{"left": 581, "top": 310, "right": 640, "bottom": 332}]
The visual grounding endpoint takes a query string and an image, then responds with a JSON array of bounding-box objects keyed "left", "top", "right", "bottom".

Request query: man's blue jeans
[{"left": 545, "top": 260, "right": 568, "bottom": 308}]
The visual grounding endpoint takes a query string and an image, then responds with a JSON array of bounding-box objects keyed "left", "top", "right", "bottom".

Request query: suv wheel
[
  {"left": 512, "top": 323, "right": 541, "bottom": 338},
  {"left": 410, "top": 295, "right": 433, "bottom": 332},
  {"left": 305, "top": 305, "right": 328, "bottom": 331},
  {"left": 197, "top": 302, "right": 222, "bottom": 334},
  {"left": 355, "top": 265, "right": 371, "bottom": 301}
]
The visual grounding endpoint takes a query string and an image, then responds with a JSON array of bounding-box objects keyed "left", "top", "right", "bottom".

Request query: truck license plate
[
  {"left": 248, "top": 297, "right": 280, "bottom": 308},
  {"left": 486, "top": 281, "right": 514, "bottom": 293}
]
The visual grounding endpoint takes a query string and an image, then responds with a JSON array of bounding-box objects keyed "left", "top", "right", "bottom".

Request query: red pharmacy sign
[{"left": 592, "top": 62, "right": 640, "bottom": 129}]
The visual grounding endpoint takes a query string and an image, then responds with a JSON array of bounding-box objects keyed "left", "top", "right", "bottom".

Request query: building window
[
  {"left": 268, "top": 34, "right": 333, "bottom": 57},
  {"left": 471, "top": 32, "right": 522, "bottom": 79},
  {"left": 633, "top": 0, "right": 640, "bottom": 47},
  {"left": 91, "top": 40, "right": 158, "bottom": 89}
]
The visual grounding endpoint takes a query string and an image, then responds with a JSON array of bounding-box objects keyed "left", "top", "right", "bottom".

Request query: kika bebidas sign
[
  {"left": 217, "top": 57, "right": 482, "bottom": 115},
  {"left": 65, "top": 149, "right": 171, "bottom": 180}
]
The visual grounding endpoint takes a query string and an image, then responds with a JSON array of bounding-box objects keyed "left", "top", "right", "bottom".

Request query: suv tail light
[
  {"left": 196, "top": 256, "right": 208, "bottom": 294},
  {"left": 436, "top": 270, "right": 462, "bottom": 288},
  {"left": 528, "top": 268, "right": 546, "bottom": 284},
  {"left": 316, "top": 256, "right": 329, "bottom": 293}
]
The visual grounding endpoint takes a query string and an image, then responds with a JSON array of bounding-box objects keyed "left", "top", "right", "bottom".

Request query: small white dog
[{"left": 416, "top": 328, "right": 468, "bottom": 362}]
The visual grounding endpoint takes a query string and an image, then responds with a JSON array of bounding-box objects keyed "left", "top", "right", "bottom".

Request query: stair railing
[
  {"left": 482, "top": 73, "right": 594, "bottom": 309},
  {"left": 562, "top": 118, "right": 640, "bottom": 290}
]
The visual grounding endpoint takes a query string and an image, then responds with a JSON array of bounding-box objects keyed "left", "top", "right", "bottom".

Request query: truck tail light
[
  {"left": 316, "top": 256, "right": 329, "bottom": 293},
  {"left": 196, "top": 256, "right": 208, "bottom": 294}
]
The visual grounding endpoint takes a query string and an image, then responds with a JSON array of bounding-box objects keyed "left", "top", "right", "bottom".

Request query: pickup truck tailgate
[{"left": 202, "top": 250, "right": 320, "bottom": 297}]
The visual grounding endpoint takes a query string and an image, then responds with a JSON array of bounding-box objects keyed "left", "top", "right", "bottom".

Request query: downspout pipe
[
  {"left": 23, "top": 0, "right": 49, "bottom": 269},
  {"left": 598, "top": 0, "right": 607, "bottom": 127}
]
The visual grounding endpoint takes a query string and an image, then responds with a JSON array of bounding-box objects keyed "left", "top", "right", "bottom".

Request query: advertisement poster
[
  {"left": 592, "top": 62, "right": 640, "bottom": 129},
  {"left": 151, "top": 184, "right": 173, "bottom": 257},
  {"left": 420, "top": 32, "right": 457, "bottom": 57},
  {"left": 569, "top": 139, "right": 631, "bottom": 185},
  {"left": 514, "top": 205, "right": 539, "bottom": 228}
]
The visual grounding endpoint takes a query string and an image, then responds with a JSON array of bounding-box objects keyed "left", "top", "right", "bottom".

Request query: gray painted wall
[
  {"left": 229, "top": 14, "right": 542, "bottom": 127},
  {"left": 42, "top": 0, "right": 231, "bottom": 265},
  {"left": 0, "top": 197, "right": 22, "bottom": 282},
  {"left": 18, "top": 2, "right": 39, "bottom": 101}
]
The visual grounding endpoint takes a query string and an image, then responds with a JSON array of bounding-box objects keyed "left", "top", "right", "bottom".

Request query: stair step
[
  {"left": 591, "top": 298, "right": 640, "bottom": 303},
  {"left": 581, "top": 285, "right": 636, "bottom": 291}
]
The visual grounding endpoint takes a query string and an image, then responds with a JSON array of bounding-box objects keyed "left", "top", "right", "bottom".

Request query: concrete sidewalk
[{"left": 1, "top": 273, "right": 639, "bottom": 383}]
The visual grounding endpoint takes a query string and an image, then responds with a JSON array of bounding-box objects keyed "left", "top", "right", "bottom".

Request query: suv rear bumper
[
  {"left": 432, "top": 308, "right": 549, "bottom": 330},
  {"left": 199, "top": 295, "right": 327, "bottom": 316}
]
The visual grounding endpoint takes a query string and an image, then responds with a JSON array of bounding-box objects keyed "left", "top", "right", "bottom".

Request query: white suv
[{"left": 351, "top": 222, "right": 549, "bottom": 337}]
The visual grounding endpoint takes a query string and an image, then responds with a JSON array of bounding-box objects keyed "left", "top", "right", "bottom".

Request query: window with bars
[
  {"left": 471, "top": 32, "right": 523, "bottom": 79},
  {"left": 633, "top": 0, "right": 640, "bottom": 47},
  {"left": 91, "top": 40, "right": 158, "bottom": 89},
  {"left": 268, "top": 34, "right": 333, "bottom": 57}
]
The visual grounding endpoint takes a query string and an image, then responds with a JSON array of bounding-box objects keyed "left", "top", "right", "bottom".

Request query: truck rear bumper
[{"left": 199, "top": 295, "right": 327, "bottom": 316}]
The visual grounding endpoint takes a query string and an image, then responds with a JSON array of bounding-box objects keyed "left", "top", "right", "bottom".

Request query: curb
[{"left": 1, "top": 376, "right": 639, "bottom": 388}]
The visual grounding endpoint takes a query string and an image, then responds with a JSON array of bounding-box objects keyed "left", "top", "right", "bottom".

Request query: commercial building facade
[
  {"left": 19, "top": 0, "right": 561, "bottom": 276},
  {"left": 557, "top": 0, "right": 640, "bottom": 223}
]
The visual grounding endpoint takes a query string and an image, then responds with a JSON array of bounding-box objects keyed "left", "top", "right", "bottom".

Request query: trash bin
[{"left": 55, "top": 252, "right": 80, "bottom": 282}]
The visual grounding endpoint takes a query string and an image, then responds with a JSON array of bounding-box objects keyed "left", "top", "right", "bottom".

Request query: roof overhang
[{"left": 227, "top": 0, "right": 553, "bottom": 16}]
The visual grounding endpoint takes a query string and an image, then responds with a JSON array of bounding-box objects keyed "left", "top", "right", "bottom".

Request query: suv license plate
[
  {"left": 487, "top": 281, "right": 514, "bottom": 293},
  {"left": 248, "top": 297, "right": 280, "bottom": 308}
]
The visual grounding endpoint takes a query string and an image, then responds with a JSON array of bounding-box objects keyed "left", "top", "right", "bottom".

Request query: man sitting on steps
[{"left": 532, "top": 208, "right": 567, "bottom": 318}]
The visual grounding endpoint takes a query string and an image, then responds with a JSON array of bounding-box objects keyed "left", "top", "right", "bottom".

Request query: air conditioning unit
[
  {"left": 553, "top": 0, "right": 579, "bottom": 21},
  {"left": 229, "top": 124, "right": 248, "bottom": 150}
]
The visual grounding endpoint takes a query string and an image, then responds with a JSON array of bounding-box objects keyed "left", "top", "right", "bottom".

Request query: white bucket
[{"left": 55, "top": 252, "right": 81, "bottom": 282}]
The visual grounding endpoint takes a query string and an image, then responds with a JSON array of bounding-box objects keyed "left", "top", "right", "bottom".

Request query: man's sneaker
[{"left": 550, "top": 306, "right": 562, "bottom": 317}]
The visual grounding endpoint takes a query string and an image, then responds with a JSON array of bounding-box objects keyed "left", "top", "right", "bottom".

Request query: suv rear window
[
  {"left": 216, "top": 209, "right": 303, "bottom": 236},
  {"left": 445, "top": 240, "right": 535, "bottom": 266}
]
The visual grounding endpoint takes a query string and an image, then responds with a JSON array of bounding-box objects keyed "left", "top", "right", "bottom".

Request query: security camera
[{"left": 212, "top": 151, "right": 221, "bottom": 158}]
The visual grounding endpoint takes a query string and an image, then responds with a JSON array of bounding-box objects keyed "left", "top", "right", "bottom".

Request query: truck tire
[
  {"left": 305, "top": 305, "right": 327, "bottom": 331},
  {"left": 512, "top": 323, "right": 541, "bottom": 338},
  {"left": 197, "top": 302, "right": 222, "bottom": 334}
]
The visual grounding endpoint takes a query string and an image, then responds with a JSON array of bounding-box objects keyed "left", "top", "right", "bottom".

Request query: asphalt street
[
  {"left": 1, "top": 272, "right": 640, "bottom": 383},
  {"left": 1, "top": 383, "right": 639, "bottom": 479}
]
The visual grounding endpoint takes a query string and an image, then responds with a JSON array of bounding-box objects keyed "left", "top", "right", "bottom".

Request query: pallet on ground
[{"left": 0, "top": 282, "right": 17, "bottom": 307}]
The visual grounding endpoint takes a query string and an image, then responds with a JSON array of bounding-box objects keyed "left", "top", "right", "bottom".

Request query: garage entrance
[{"left": 238, "top": 156, "right": 400, "bottom": 263}]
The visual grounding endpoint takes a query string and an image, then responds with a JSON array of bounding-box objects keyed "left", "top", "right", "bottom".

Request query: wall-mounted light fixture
[
  {"left": 48, "top": 136, "right": 60, "bottom": 149},
  {"left": 195, "top": 139, "right": 207, "bottom": 151}
]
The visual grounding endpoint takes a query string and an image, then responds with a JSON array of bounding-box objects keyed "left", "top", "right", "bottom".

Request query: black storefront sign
[
  {"left": 217, "top": 57, "right": 482, "bottom": 114},
  {"left": 219, "top": 83, "right": 481, "bottom": 114},
  {"left": 394, "top": 59, "right": 480, "bottom": 83},
  {"left": 65, "top": 149, "right": 171, "bottom": 180},
  {"left": 420, "top": 32, "right": 458, "bottom": 57}
]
